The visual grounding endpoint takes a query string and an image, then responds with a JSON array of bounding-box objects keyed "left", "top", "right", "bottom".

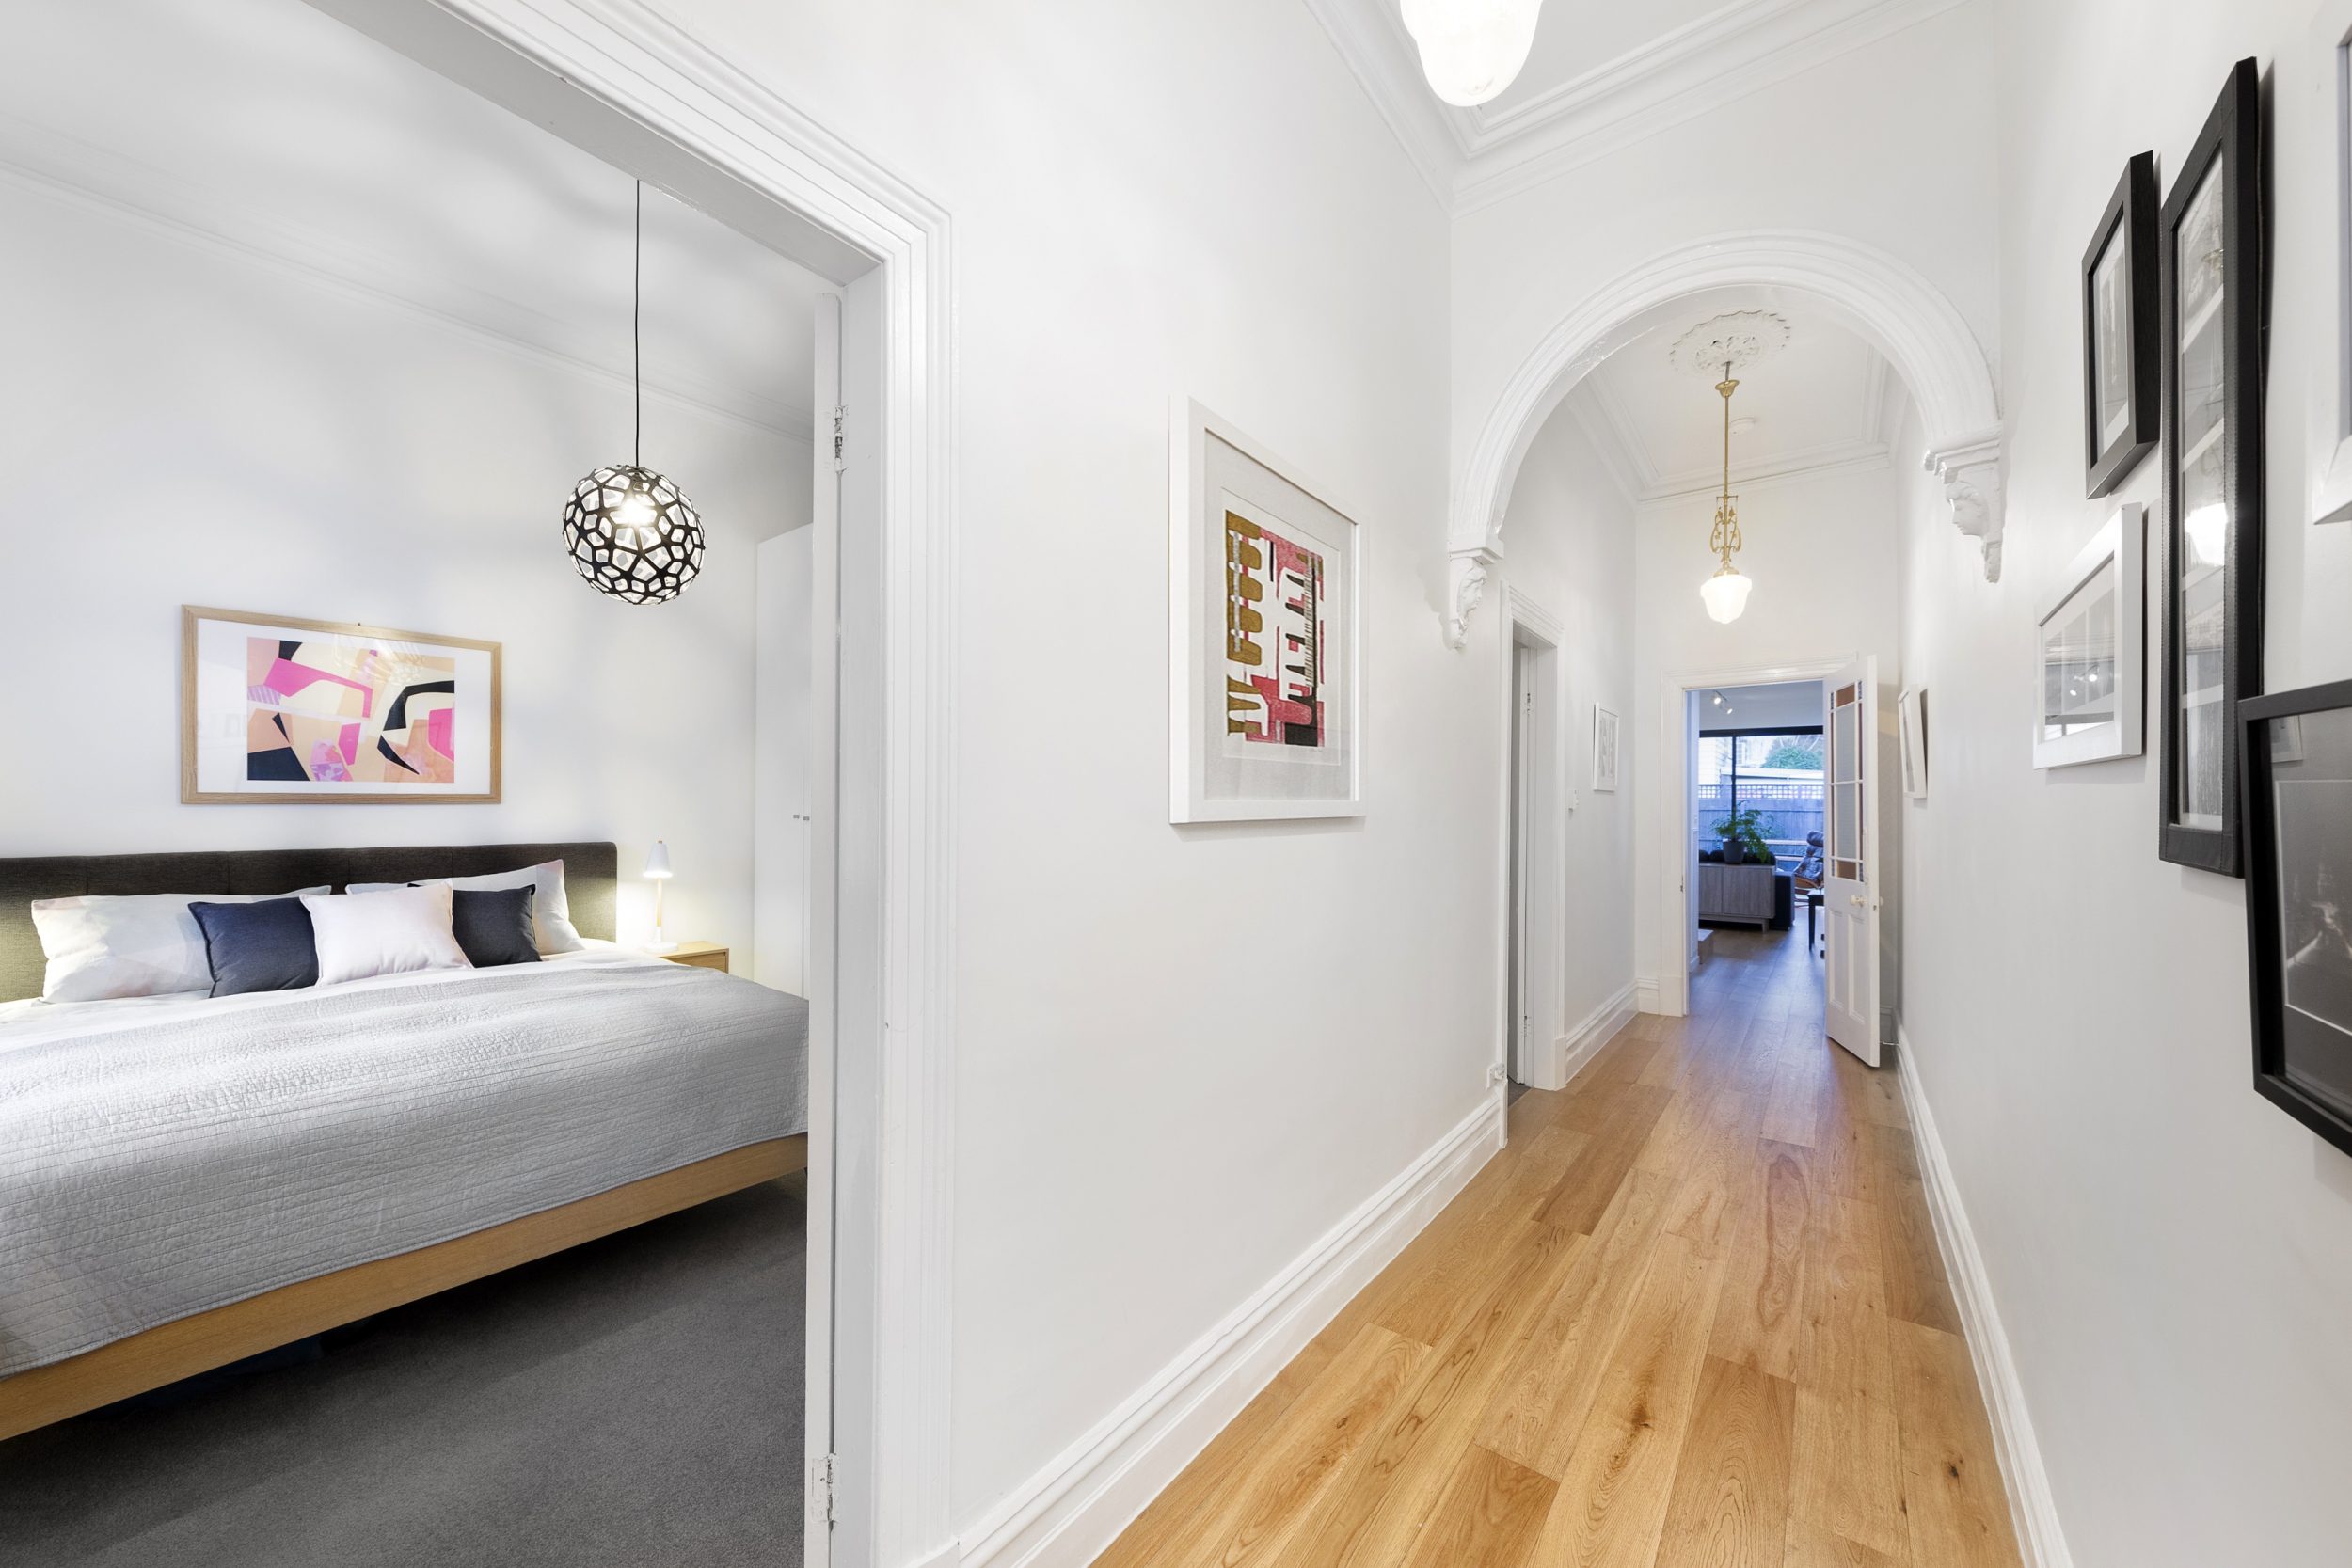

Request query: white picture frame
[
  {"left": 1168, "top": 398, "right": 1365, "bottom": 822},
  {"left": 1899, "top": 687, "right": 1929, "bottom": 800},
  {"left": 2033, "top": 501, "right": 2146, "bottom": 768},
  {"left": 1590, "top": 703, "right": 1619, "bottom": 792}
]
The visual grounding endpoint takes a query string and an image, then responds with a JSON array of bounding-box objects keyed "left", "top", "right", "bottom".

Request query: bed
[{"left": 0, "top": 842, "right": 809, "bottom": 1441}]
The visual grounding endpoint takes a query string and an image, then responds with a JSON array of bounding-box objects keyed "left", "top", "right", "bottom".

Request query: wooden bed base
[{"left": 0, "top": 1134, "right": 806, "bottom": 1443}]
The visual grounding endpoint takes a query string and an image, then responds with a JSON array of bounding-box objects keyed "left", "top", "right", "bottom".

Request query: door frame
[
  {"left": 1499, "top": 587, "right": 1567, "bottom": 1093},
  {"left": 300, "top": 5, "right": 960, "bottom": 1563},
  {"left": 1656, "top": 656, "right": 1852, "bottom": 1017}
]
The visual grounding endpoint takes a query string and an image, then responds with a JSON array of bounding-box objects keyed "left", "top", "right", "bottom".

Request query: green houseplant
[{"left": 1712, "top": 805, "right": 1774, "bottom": 865}]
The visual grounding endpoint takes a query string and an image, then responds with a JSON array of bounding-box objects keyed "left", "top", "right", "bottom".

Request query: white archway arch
[{"left": 1446, "top": 229, "right": 2004, "bottom": 646}]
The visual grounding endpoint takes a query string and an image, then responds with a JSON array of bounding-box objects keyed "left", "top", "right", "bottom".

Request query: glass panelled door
[{"left": 1824, "top": 657, "right": 1881, "bottom": 1065}]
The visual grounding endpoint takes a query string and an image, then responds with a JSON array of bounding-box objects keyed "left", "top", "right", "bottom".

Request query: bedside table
[{"left": 655, "top": 942, "right": 729, "bottom": 973}]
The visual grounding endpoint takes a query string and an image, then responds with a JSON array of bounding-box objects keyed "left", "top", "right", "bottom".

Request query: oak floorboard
[{"left": 1094, "top": 929, "right": 2023, "bottom": 1568}]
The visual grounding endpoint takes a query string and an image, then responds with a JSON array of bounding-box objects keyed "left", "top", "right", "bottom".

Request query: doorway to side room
[{"left": 1504, "top": 596, "right": 1566, "bottom": 1097}]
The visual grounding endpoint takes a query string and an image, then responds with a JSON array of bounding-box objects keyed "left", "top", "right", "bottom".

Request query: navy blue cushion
[
  {"left": 190, "top": 897, "right": 318, "bottom": 996},
  {"left": 451, "top": 886, "right": 540, "bottom": 968}
]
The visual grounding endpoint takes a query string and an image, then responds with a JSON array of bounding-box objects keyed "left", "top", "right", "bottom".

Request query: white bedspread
[{"left": 0, "top": 949, "right": 807, "bottom": 1377}]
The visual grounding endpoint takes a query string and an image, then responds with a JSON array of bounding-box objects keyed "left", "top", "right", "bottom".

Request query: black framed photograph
[
  {"left": 2158, "top": 57, "right": 2265, "bottom": 878},
  {"left": 2083, "top": 151, "right": 2159, "bottom": 498},
  {"left": 2242, "top": 681, "right": 2352, "bottom": 1158}
]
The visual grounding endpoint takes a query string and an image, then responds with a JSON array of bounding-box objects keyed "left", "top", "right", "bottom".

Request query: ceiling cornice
[
  {"left": 1638, "top": 436, "right": 1891, "bottom": 503},
  {"left": 0, "top": 111, "right": 814, "bottom": 444},
  {"left": 1560, "top": 387, "right": 1645, "bottom": 504},
  {"left": 1308, "top": 0, "right": 1973, "bottom": 214}
]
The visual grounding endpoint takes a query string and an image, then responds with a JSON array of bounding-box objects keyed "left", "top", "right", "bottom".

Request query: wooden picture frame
[
  {"left": 2084, "top": 151, "right": 2161, "bottom": 498},
  {"left": 2240, "top": 680, "right": 2352, "bottom": 1160},
  {"left": 2157, "top": 58, "right": 2265, "bottom": 877},
  {"left": 1168, "top": 399, "right": 1365, "bottom": 823},
  {"left": 181, "top": 606, "right": 502, "bottom": 804},
  {"left": 2033, "top": 503, "right": 2145, "bottom": 769}
]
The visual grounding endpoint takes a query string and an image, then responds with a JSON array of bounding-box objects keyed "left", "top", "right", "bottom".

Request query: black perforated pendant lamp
[{"left": 561, "top": 182, "right": 706, "bottom": 605}]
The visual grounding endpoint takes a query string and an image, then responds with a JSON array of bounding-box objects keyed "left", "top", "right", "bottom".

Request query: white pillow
[
  {"left": 346, "top": 860, "right": 585, "bottom": 955},
  {"left": 300, "top": 885, "right": 472, "bottom": 987},
  {"left": 33, "top": 888, "right": 330, "bottom": 1003}
]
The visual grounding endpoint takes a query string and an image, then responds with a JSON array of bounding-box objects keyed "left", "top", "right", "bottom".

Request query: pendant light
[
  {"left": 1700, "top": 360, "right": 1754, "bottom": 625},
  {"left": 1399, "top": 0, "right": 1545, "bottom": 108},
  {"left": 561, "top": 182, "right": 707, "bottom": 605}
]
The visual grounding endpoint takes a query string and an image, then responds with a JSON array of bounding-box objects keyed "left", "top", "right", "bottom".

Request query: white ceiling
[
  {"left": 1563, "top": 291, "right": 1899, "bottom": 502},
  {"left": 1305, "top": 0, "right": 1965, "bottom": 209},
  {"left": 6, "top": 0, "right": 823, "bottom": 442}
]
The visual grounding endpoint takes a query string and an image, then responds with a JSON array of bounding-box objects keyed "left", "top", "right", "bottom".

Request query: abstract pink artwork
[{"left": 1223, "top": 509, "right": 1326, "bottom": 750}]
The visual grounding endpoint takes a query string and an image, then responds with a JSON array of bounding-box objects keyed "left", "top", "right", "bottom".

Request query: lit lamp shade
[
  {"left": 1700, "top": 566, "right": 1753, "bottom": 625},
  {"left": 562, "top": 465, "right": 706, "bottom": 605},
  {"left": 642, "top": 840, "right": 673, "bottom": 880},
  {"left": 1399, "top": 0, "right": 1543, "bottom": 107}
]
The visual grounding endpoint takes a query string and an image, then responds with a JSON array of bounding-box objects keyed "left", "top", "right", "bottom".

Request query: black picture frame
[
  {"left": 2157, "top": 57, "right": 2265, "bottom": 878},
  {"left": 2082, "top": 151, "right": 2159, "bottom": 498},
  {"left": 2241, "top": 679, "right": 2352, "bottom": 1160}
]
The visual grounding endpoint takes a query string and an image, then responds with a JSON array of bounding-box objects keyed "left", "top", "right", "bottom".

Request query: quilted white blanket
[{"left": 0, "top": 950, "right": 806, "bottom": 1377}]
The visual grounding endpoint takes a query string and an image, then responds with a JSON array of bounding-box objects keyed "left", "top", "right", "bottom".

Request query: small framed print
[
  {"left": 1899, "top": 687, "right": 1929, "bottom": 800},
  {"left": 1591, "top": 704, "right": 1620, "bottom": 792},
  {"left": 2082, "top": 151, "right": 2160, "bottom": 498},
  {"left": 1168, "top": 399, "right": 1363, "bottom": 822},
  {"left": 182, "top": 606, "right": 501, "bottom": 803},
  {"left": 2242, "top": 680, "right": 2352, "bottom": 1158},
  {"left": 2159, "top": 57, "right": 2265, "bottom": 877},
  {"left": 2033, "top": 504, "right": 2145, "bottom": 769}
]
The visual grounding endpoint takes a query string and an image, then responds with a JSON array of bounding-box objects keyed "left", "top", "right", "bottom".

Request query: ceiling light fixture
[
  {"left": 1700, "top": 360, "right": 1754, "bottom": 625},
  {"left": 1399, "top": 0, "right": 1545, "bottom": 107},
  {"left": 561, "top": 181, "right": 707, "bottom": 605}
]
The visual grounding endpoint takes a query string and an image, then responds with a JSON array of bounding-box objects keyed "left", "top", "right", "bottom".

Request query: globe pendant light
[
  {"left": 1699, "top": 360, "right": 1754, "bottom": 625},
  {"left": 1399, "top": 0, "right": 1545, "bottom": 108},
  {"left": 561, "top": 182, "right": 706, "bottom": 605}
]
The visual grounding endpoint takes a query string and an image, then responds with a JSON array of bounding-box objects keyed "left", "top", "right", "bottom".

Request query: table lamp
[{"left": 643, "top": 840, "right": 675, "bottom": 952}]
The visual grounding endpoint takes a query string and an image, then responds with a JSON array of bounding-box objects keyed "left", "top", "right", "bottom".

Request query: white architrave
[
  {"left": 309, "top": 3, "right": 961, "bottom": 1564},
  {"left": 1450, "top": 229, "right": 2003, "bottom": 645}
]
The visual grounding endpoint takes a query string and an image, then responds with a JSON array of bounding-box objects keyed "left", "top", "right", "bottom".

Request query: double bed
[{"left": 0, "top": 842, "right": 809, "bottom": 1441}]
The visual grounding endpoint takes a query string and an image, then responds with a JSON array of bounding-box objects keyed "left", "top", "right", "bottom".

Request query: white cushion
[
  {"left": 33, "top": 888, "right": 329, "bottom": 1003},
  {"left": 300, "top": 885, "right": 471, "bottom": 986},
  {"left": 346, "top": 860, "right": 585, "bottom": 955}
]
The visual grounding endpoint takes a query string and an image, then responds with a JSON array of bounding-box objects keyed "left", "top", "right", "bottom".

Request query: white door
[
  {"left": 754, "top": 531, "right": 812, "bottom": 995},
  {"left": 1824, "top": 657, "right": 1881, "bottom": 1066},
  {"left": 1509, "top": 645, "right": 1533, "bottom": 1085},
  {"left": 802, "top": 292, "right": 841, "bottom": 1568}
]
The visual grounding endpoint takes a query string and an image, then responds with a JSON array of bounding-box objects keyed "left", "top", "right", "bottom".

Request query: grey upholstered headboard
[{"left": 0, "top": 842, "right": 617, "bottom": 1004}]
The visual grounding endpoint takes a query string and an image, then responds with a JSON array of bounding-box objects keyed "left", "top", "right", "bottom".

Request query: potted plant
[{"left": 1712, "top": 805, "right": 1773, "bottom": 866}]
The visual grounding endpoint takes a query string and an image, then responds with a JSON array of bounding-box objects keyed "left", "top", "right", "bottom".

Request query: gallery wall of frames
[{"left": 2058, "top": 53, "right": 2352, "bottom": 1155}]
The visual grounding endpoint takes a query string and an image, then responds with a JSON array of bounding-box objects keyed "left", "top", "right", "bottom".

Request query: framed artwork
[
  {"left": 2241, "top": 679, "right": 2352, "bottom": 1158},
  {"left": 1899, "top": 687, "right": 1929, "bottom": 799},
  {"left": 182, "top": 606, "right": 501, "bottom": 804},
  {"left": 1168, "top": 400, "right": 1363, "bottom": 822},
  {"left": 2158, "top": 57, "right": 2265, "bottom": 877},
  {"left": 2033, "top": 503, "right": 2145, "bottom": 769},
  {"left": 2082, "top": 151, "right": 2160, "bottom": 498},
  {"left": 1590, "top": 704, "right": 1619, "bottom": 792}
]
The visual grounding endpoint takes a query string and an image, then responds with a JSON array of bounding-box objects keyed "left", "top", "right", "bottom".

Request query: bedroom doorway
[{"left": 286, "top": 4, "right": 948, "bottom": 1564}]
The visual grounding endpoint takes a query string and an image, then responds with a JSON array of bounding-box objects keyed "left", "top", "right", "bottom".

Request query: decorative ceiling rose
[
  {"left": 1668, "top": 309, "right": 1790, "bottom": 379},
  {"left": 1699, "top": 360, "right": 1754, "bottom": 625},
  {"left": 1400, "top": 0, "right": 1545, "bottom": 108},
  {"left": 561, "top": 181, "right": 706, "bottom": 606}
]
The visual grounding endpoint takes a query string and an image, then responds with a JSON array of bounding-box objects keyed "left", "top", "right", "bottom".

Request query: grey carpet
[{"left": 0, "top": 1178, "right": 805, "bottom": 1568}]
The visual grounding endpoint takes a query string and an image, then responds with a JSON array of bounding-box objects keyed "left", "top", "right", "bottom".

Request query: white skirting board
[
  {"left": 1555, "top": 981, "right": 1635, "bottom": 1086},
  {"left": 1893, "top": 1030, "right": 2075, "bottom": 1568},
  {"left": 1633, "top": 974, "right": 1665, "bottom": 1014},
  {"left": 954, "top": 1095, "right": 1505, "bottom": 1568}
]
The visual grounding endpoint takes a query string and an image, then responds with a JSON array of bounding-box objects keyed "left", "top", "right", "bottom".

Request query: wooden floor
[{"left": 1096, "top": 928, "right": 2022, "bottom": 1568}]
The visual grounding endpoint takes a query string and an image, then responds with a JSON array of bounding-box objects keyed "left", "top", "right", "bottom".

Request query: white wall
[
  {"left": 1630, "top": 463, "right": 1902, "bottom": 994},
  {"left": 640, "top": 0, "right": 1471, "bottom": 1534},
  {"left": 0, "top": 179, "right": 809, "bottom": 958},
  {"left": 1892, "top": 4, "right": 2352, "bottom": 1563},
  {"left": 1497, "top": 407, "right": 1641, "bottom": 1060}
]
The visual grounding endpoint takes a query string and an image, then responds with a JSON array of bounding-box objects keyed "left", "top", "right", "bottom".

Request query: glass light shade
[
  {"left": 1399, "top": 0, "right": 1544, "bottom": 108},
  {"left": 562, "top": 464, "right": 706, "bottom": 605},
  {"left": 642, "top": 840, "right": 673, "bottom": 879},
  {"left": 1700, "top": 565, "right": 1753, "bottom": 625}
]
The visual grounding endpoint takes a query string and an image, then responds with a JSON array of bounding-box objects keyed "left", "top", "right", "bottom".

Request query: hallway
[{"left": 1096, "top": 928, "right": 2021, "bottom": 1568}]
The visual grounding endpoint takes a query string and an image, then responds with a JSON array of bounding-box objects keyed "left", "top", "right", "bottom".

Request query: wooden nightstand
[{"left": 656, "top": 942, "right": 729, "bottom": 973}]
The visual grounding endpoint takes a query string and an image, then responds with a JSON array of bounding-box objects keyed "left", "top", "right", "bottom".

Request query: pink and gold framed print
[
  {"left": 1168, "top": 399, "right": 1364, "bottom": 822},
  {"left": 181, "top": 607, "right": 501, "bottom": 803}
]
